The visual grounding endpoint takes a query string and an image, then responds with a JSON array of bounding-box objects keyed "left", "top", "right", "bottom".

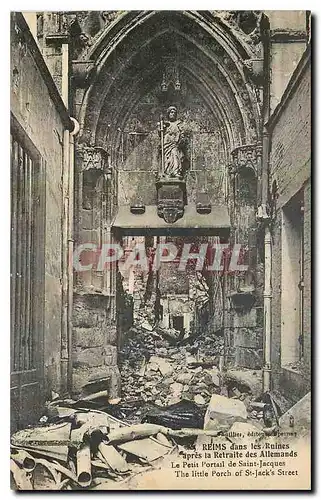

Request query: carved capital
[{"left": 75, "top": 145, "right": 110, "bottom": 174}]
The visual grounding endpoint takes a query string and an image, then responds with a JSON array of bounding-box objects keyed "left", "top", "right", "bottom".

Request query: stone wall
[
  {"left": 269, "top": 47, "right": 311, "bottom": 401},
  {"left": 303, "top": 179, "right": 311, "bottom": 369},
  {"left": 267, "top": 10, "right": 308, "bottom": 113},
  {"left": 11, "top": 13, "right": 70, "bottom": 397},
  {"left": 72, "top": 294, "right": 120, "bottom": 397}
]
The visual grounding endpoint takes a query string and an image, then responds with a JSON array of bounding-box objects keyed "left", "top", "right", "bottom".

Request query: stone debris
[
  {"left": 141, "top": 321, "right": 154, "bottom": 332},
  {"left": 204, "top": 394, "right": 248, "bottom": 430},
  {"left": 194, "top": 394, "right": 206, "bottom": 405},
  {"left": 11, "top": 321, "right": 297, "bottom": 491},
  {"left": 149, "top": 356, "right": 173, "bottom": 377},
  {"left": 119, "top": 325, "right": 225, "bottom": 410},
  {"left": 10, "top": 400, "right": 227, "bottom": 491},
  {"left": 10, "top": 377, "right": 300, "bottom": 490},
  {"left": 225, "top": 369, "right": 262, "bottom": 398},
  {"left": 11, "top": 405, "right": 175, "bottom": 491}
]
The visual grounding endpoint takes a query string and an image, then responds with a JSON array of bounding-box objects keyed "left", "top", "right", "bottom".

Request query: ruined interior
[
  {"left": 71, "top": 11, "right": 263, "bottom": 401},
  {"left": 10, "top": 10, "right": 311, "bottom": 490}
]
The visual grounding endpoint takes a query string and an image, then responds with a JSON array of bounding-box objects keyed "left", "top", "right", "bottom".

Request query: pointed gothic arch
[{"left": 76, "top": 10, "right": 261, "bottom": 160}]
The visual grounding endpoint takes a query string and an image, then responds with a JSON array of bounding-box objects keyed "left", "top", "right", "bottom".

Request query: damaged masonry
[{"left": 10, "top": 10, "right": 311, "bottom": 490}]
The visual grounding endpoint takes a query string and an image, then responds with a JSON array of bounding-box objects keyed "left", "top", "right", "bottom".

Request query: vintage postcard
[{"left": 10, "top": 10, "right": 311, "bottom": 490}]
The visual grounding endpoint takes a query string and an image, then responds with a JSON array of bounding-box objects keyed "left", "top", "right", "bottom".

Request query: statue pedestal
[{"left": 156, "top": 179, "right": 187, "bottom": 224}]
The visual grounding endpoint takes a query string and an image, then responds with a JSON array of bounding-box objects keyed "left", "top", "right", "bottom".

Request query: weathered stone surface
[
  {"left": 73, "top": 307, "right": 101, "bottom": 329},
  {"left": 73, "top": 327, "right": 105, "bottom": 348},
  {"left": 73, "top": 347, "right": 105, "bottom": 368},
  {"left": 204, "top": 394, "right": 248, "bottom": 430},
  {"left": 109, "top": 366, "right": 121, "bottom": 399},
  {"left": 73, "top": 366, "right": 110, "bottom": 394},
  {"left": 104, "top": 345, "right": 118, "bottom": 366},
  {"left": 72, "top": 365, "right": 121, "bottom": 397}
]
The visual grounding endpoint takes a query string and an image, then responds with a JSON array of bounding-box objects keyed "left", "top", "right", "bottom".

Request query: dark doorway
[{"left": 172, "top": 315, "right": 184, "bottom": 334}]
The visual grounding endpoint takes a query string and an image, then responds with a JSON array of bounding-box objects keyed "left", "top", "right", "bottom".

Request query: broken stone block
[
  {"left": 194, "top": 394, "right": 206, "bottom": 405},
  {"left": 206, "top": 370, "right": 220, "bottom": 387},
  {"left": 149, "top": 356, "right": 173, "bottom": 377},
  {"left": 225, "top": 369, "right": 262, "bottom": 398},
  {"left": 169, "top": 382, "right": 184, "bottom": 395},
  {"left": 195, "top": 382, "right": 208, "bottom": 390},
  {"left": 166, "top": 396, "right": 182, "bottom": 406},
  {"left": 162, "top": 377, "right": 174, "bottom": 387},
  {"left": 204, "top": 394, "right": 248, "bottom": 430},
  {"left": 141, "top": 321, "right": 154, "bottom": 331},
  {"left": 176, "top": 372, "right": 194, "bottom": 384},
  {"left": 186, "top": 355, "right": 197, "bottom": 365},
  {"left": 148, "top": 363, "right": 159, "bottom": 372},
  {"left": 156, "top": 348, "right": 168, "bottom": 356}
]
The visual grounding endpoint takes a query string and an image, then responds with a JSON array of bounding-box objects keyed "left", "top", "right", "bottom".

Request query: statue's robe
[{"left": 163, "top": 120, "right": 185, "bottom": 178}]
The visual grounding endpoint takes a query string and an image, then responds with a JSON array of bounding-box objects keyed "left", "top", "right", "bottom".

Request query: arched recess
[
  {"left": 77, "top": 10, "right": 261, "bottom": 148},
  {"left": 73, "top": 10, "right": 262, "bottom": 211}
]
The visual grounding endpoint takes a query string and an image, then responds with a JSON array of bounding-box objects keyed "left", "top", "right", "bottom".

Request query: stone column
[
  {"left": 72, "top": 144, "right": 120, "bottom": 398},
  {"left": 229, "top": 143, "right": 263, "bottom": 369}
]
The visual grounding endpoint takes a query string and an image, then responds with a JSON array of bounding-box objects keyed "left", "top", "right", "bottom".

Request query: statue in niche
[{"left": 158, "top": 106, "right": 189, "bottom": 180}]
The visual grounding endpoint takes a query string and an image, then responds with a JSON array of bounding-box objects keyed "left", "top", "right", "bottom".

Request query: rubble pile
[
  {"left": 9, "top": 394, "right": 257, "bottom": 491},
  {"left": 10, "top": 373, "right": 308, "bottom": 490},
  {"left": 119, "top": 324, "right": 225, "bottom": 408},
  {"left": 10, "top": 401, "right": 178, "bottom": 491}
]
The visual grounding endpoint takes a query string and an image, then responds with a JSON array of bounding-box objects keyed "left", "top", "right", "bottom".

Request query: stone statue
[{"left": 159, "top": 106, "right": 189, "bottom": 179}]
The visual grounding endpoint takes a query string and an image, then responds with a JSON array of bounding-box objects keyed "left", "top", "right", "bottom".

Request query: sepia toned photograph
[{"left": 10, "top": 9, "right": 311, "bottom": 490}]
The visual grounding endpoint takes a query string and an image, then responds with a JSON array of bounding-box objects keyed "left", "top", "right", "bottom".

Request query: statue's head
[{"left": 167, "top": 106, "right": 177, "bottom": 121}]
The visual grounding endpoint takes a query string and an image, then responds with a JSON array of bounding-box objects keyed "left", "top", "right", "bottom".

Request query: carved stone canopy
[{"left": 230, "top": 143, "right": 262, "bottom": 177}]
